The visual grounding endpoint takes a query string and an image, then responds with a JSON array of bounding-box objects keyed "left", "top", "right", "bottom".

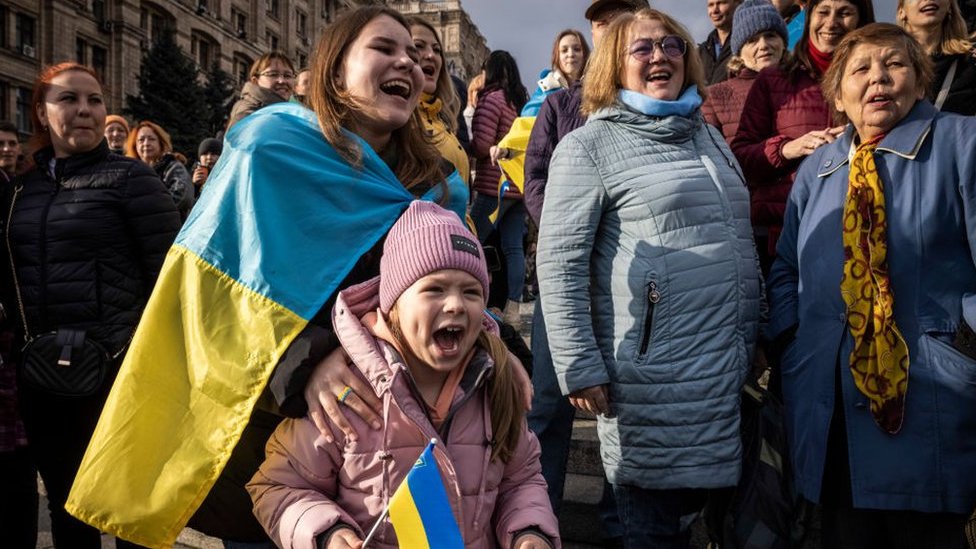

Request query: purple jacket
[
  {"left": 523, "top": 82, "right": 585, "bottom": 224},
  {"left": 471, "top": 89, "right": 520, "bottom": 198},
  {"left": 248, "top": 277, "right": 559, "bottom": 549}
]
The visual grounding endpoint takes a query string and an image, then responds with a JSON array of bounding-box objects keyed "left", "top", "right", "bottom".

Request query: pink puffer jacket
[{"left": 247, "top": 277, "right": 559, "bottom": 549}]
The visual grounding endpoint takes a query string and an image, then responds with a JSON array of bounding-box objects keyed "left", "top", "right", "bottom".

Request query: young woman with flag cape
[{"left": 64, "top": 7, "right": 470, "bottom": 547}]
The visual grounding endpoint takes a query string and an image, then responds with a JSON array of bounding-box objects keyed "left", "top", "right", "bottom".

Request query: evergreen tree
[
  {"left": 203, "top": 61, "right": 235, "bottom": 136},
  {"left": 125, "top": 28, "right": 211, "bottom": 158}
]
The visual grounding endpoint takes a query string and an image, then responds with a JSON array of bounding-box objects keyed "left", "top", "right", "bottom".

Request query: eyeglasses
[
  {"left": 628, "top": 36, "right": 687, "bottom": 62},
  {"left": 258, "top": 71, "right": 296, "bottom": 80}
]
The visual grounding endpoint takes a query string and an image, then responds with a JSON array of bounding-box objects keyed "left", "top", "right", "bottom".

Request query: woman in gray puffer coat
[{"left": 536, "top": 9, "right": 760, "bottom": 548}]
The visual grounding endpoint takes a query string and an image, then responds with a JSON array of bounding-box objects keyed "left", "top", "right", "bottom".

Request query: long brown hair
[
  {"left": 387, "top": 308, "right": 524, "bottom": 463},
  {"left": 582, "top": 8, "right": 707, "bottom": 115},
  {"left": 406, "top": 16, "right": 460, "bottom": 134},
  {"left": 307, "top": 6, "right": 445, "bottom": 193},
  {"left": 789, "top": 0, "right": 875, "bottom": 79},
  {"left": 28, "top": 62, "right": 103, "bottom": 158},
  {"left": 551, "top": 29, "right": 592, "bottom": 83},
  {"left": 124, "top": 120, "right": 173, "bottom": 163}
]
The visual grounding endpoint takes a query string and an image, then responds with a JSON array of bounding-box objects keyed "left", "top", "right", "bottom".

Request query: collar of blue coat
[
  {"left": 816, "top": 100, "right": 937, "bottom": 178},
  {"left": 177, "top": 102, "right": 466, "bottom": 320},
  {"left": 617, "top": 86, "right": 703, "bottom": 118}
]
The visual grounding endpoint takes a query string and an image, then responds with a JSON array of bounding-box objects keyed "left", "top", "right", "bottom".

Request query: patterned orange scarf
[{"left": 839, "top": 137, "right": 910, "bottom": 434}]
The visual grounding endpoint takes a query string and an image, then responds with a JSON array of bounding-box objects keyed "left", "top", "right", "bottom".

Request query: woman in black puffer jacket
[{"left": 6, "top": 62, "right": 180, "bottom": 548}]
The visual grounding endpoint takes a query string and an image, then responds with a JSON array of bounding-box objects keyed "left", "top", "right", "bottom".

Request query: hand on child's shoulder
[{"left": 326, "top": 526, "right": 363, "bottom": 549}]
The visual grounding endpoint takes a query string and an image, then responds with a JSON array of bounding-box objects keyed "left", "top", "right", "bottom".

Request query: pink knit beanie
[{"left": 379, "top": 201, "right": 489, "bottom": 313}]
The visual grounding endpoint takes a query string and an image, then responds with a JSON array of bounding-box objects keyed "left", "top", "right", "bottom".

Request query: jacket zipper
[
  {"left": 6, "top": 185, "right": 30, "bottom": 342},
  {"left": 639, "top": 281, "right": 660, "bottom": 356}
]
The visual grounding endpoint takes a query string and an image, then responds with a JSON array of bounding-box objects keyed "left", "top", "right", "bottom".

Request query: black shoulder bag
[{"left": 7, "top": 184, "right": 113, "bottom": 397}]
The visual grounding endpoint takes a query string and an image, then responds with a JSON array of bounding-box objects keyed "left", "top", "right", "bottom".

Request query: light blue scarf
[{"left": 618, "top": 86, "right": 702, "bottom": 118}]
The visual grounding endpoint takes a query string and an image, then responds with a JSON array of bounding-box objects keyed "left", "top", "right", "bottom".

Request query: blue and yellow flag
[
  {"left": 491, "top": 69, "right": 565, "bottom": 223},
  {"left": 65, "top": 103, "right": 466, "bottom": 548},
  {"left": 389, "top": 440, "right": 464, "bottom": 549}
]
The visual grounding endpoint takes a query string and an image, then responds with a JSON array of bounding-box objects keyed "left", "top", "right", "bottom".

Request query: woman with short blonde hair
[
  {"left": 538, "top": 8, "right": 760, "bottom": 546},
  {"left": 582, "top": 9, "right": 706, "bottom": 115}
]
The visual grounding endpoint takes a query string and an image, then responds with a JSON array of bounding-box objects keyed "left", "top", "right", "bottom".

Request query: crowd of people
[{"left": 0, "top": 0, "right": 975, "bottom": 548}]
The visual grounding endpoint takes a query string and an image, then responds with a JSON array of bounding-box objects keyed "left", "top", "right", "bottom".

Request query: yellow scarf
[{"left": 840, "top": 137, "right": 909, "bottom": 434}]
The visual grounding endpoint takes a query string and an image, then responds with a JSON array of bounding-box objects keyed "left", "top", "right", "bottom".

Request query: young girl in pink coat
[{"left": 247, "top": 201, "right": 560, "bottom": 549}]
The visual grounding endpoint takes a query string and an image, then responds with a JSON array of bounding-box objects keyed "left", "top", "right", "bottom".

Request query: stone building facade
[
  {"left": 389, "top": 0, "right": 489, "bottom": 81},
  {"left": 0, "top": 0, "right": 487, "bottom": 135}
]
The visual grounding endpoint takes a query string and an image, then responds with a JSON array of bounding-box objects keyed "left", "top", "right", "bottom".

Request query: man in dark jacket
[{"left": 698, "top": 0, "right": 741, "bottom": 85}]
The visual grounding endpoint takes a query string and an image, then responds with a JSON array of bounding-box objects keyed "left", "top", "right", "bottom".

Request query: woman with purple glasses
[{"left": 536, "top": 8, "right": 760, "bottom": 548}]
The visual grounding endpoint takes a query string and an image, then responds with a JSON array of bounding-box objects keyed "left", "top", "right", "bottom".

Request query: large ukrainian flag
[
  {"left": 65, "top": 103, "right": 463, "bottom": 548},
  {"left": 389, "top": 440, "right": 464, "bottom": 549}
]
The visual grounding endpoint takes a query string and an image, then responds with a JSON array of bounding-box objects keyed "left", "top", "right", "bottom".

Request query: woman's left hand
[
  {"left": 490, "top": 146, "right": 509, "bottom": 165},
  {"left": 513, "top": 532, "right": 552, "bottom": 549},
  {"left": 569, "top": 384, "right": 611, "bottom": 416}
]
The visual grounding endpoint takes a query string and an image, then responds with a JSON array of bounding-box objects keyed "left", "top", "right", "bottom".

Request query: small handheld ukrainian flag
[{"left": 366, "top": 439, "right": 463, "bottom": 549}]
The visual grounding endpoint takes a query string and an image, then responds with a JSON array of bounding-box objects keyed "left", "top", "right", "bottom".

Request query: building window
[
  {"left": 297, "top": 52, "right": 307, "bottom": 70},
  {"left": 296, "top": 10, "right": 307, "bottom": 37},
  {"left": 92, "top": 0, "right": 106, "bottom": 22},
  {"left": 0, "top": 82, "right": 8, "bottom": 121},
  {"left": 16, "top": 13, "right": 36, "bottom": 56},
  {"left": 265, "top": 29, "right": 278, "bottom": 51},
  {"left": 15, "top": 87, "right": 31, "bottom": 134},
  {"left": 140, "top": 6, "right": 173, "bottom": 43},
  {"left": 232, "top": 8, "right": 246, "bottom": 37},
  {"left": 321, "top": 0, "right": 334, "bottom": 22},
  {"left": 266, "top": 0, "right": 279, "bottom": 19},
  {"left": 76, "top": 37, "right": 88, "bottom": 64},
  {"left": 191, "top": 33, "right": 217, "bottom": 70},
  {"left": 0, "top": 7, "right": 8, "bottom": 50},
  {"left": 234, "top": 54, "right": 252, "bottom": 84},
  {"left": 92, "top": 46, "right": 107, "bottom": 80}
]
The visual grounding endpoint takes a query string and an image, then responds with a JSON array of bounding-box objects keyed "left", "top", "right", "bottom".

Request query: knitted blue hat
[{"left": 730, "top": 0, "right": 789, "bottom": 57}]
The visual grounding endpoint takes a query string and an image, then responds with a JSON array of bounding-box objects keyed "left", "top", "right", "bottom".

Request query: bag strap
[
  {"left": 5, "top": 185, "right": 31, "bottom": 341},
  {"left": 934, "top": 59, "right": 958, "bottom": 111},
  {"left": 54, "top": 328, "right": 87, "bottom": 367}
]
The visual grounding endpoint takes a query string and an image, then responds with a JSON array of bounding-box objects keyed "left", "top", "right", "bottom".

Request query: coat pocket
[
  {"left": 922, "top": 332, "right": 976, "bottom": 388},
  {"left": 637, "top": 279, "right": 661, "bottom": 359}
]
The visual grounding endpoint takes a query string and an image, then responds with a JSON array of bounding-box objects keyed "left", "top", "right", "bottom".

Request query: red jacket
[
  {"left": 471, "top": 89, "right": 520, "bottom": 198},
  {"left": 730, "top": 65, "right": 832, "bottom": 255},
  {"left": 702, "top": 68, "right": 758, "bottom": 145}
]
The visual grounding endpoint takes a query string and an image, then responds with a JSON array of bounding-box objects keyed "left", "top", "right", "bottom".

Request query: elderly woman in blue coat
[
  {"left": 536, "top": 8, "right": 761, "bottom": 548},
  {"left": 767, "top": 23, "right": 976, "bottom": 547}
]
